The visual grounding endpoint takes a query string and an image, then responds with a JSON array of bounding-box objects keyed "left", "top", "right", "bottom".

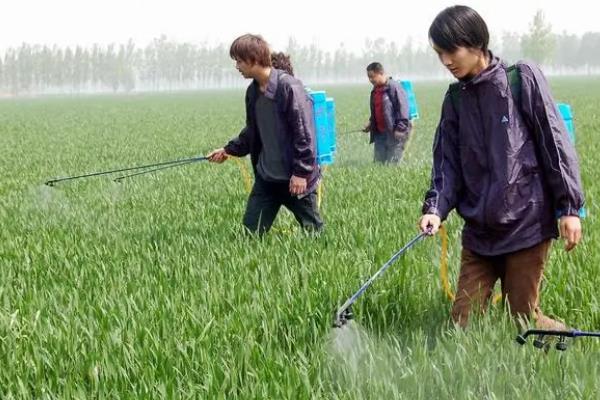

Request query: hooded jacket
[{"left": 422, "top": 55, "right": 584, "bottom": 256}]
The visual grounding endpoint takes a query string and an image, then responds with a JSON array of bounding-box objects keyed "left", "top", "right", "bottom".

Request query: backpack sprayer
[{"left": 45, "top": 156, "right": 208, "bottom": 186}]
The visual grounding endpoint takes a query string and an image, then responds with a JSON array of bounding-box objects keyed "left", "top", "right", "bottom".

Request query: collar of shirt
[{"left": 255, "top": 68, "right": 280, "bottom": 100}]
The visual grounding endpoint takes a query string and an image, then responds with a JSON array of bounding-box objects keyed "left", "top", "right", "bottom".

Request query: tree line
[{"left": 1, "top": 11, "right": 599, "bottom": 96}]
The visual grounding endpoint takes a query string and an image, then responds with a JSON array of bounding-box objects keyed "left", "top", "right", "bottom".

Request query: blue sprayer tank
[
  {"left": 557, "top": 103, "right": 575, "bottom": 144},
  {"left": 308, "top": 90, "right": 336, "bottom": 165},
  {"left": 557, "top": 102, "right": 586, "bottom": 218},
  {"left": 399, "top": 80, "right": 419, "bottom": 120},
  {"left": 326, "top": 98, "right": 336, "bottom": 155}
]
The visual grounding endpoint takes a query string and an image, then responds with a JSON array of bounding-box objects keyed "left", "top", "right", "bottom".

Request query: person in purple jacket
[
  {"left": 362, "top": 62, "right": 412, "bottom": 164},
  {"left": 208, "top": 34, "right": 322, "bottom": 234},
  {"left": 419, "top": 6, "right": 584, "bottom": 330}
]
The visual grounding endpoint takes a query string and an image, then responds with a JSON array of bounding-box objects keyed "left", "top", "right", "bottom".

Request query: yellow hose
[
  {"left": 232, "top": 156, "right": 324, "bottom": 213},
  {"left": 403, "top": 130, "right": 415, "bottom": 156},
  {"left": 232, "top": 158, "right": 324, "bottom": 235},
  {"left": 317, "top": 166, "right": 326, "bottom": 210},
  {"left": 439, "top": 225, "right": 455, "bottom": 302},
  {"left": 231, "top": 156, "right": 253, "bottom": 194}
]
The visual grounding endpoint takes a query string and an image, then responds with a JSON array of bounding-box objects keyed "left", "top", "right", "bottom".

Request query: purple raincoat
[{"left": 422, "top": 54, "right": 584, "bottom": 256}]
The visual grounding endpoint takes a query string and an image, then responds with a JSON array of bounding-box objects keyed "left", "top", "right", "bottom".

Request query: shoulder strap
[
  {"left": 385, "top": 79, "right": 400, "bottom": 114},
  {"left": 386, "top": 78, "right": 397, "bottom": 96},
  {"left": 506, "top": 65, "right": 521, "bottom": 105},
  {"left": 448, "top": 82, "right": 461, "bottom": 110},
  {"left": 505, "top": 64, "right": 536, "bottom": 131}
]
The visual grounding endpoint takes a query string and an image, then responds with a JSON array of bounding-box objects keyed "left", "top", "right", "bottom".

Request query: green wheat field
[{"left": 1, "top": 78, "right": 599, "bottom": 398}]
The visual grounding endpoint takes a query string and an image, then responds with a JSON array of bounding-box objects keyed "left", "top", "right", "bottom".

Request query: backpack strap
[
  {"left": 383, "top": 78, "right": 404, "bottom": 126},
  {"left": 505, "top": 63, "right": 537, "bottom": 132},
  {"left": 448, "top": 82, "right": 461, "bottom": 111},
  {"left": 386, "top": 78, "right": 399, "bottom": 109},
  {"left": 506, "top": 64, "right": 521, "bottom": 106}
]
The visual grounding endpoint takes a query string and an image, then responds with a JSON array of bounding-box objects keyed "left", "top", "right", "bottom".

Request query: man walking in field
[
  {"left": 207, "top": 34, "right": 323, "bottom": 234},
  {"left": 362, "top": 62, "right": 412, "bottom": 164},
  {"left": 419, "top": 6, "right": 584, "bottom": 330}
]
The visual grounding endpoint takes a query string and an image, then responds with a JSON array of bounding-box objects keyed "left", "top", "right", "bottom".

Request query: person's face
[
  {"left": 432, "top": 44, "right": 485, "bottom": 79},
  {"left": 235, "top": 58, "right": 257, "bottom": 79},
  {"left": 367, "top": 70, "right": 386, "bottom": 87}
]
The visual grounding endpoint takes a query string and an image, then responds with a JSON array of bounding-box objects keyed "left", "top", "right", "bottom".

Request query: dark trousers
[
  {"left": 452, "top": 240, "right": 566, "bottom": 330},
  {"left": 373, "top": 131, "right": 409, "bottom": 164},
  {"left": 243, "top": 175, "right": 323, "bottom": 234}
]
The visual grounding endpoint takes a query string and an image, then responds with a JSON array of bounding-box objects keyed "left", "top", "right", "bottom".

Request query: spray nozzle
[{"left": 333, "top": 306, "right": 353, "bottom": 328}]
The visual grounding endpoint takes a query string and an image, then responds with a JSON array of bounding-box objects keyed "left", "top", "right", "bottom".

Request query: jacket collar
[
  {"left": 371, "top": 77, "right": 393, "bottom": 93},
  {"left": 459, "top": 51, "right": 506, "bottom": 88},
  {"left": 253, "top": 68, "right": 281, "bottom": 100}
]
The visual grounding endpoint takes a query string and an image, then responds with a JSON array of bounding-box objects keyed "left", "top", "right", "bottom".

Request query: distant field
[{"left": 1, "top": 78, "right": 599, "bottom": 398}]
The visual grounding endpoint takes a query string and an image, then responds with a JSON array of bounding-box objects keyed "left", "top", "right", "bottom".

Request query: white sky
[{"left": 1, "top": 0, "right": 598, "bottom": 51}]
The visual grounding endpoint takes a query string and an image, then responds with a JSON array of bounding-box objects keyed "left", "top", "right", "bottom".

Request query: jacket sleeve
[
  {"left": 391, "top": 82, "right": 411, "bottom": 133},
  {"left": 422, "top": 93, "right": 462, "bottom": 220},
  {"left": 224, "top": 88, "right": 253, "bottom": 157},
  {"left": 368, "top": 91, "right": 375, "bottom": 132},
  {"left": 282, "top": 82, "right": 316, "bottom": 178},
  {"left": 518, "top": 62, "right": 585, "bottom": 217}
]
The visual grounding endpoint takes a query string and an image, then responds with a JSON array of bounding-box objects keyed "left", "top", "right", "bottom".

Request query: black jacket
[{"left": 225, "top": 68, "right": 319, "bottom": 190}]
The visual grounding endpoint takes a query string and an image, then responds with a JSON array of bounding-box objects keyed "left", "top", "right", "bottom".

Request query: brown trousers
[{"left": 452, "top": 240, "right": 565, "bottom": 329}]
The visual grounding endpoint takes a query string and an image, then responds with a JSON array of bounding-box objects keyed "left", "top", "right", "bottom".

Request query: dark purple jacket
[
  {"left": 368, "top": 78, "right": 412, "bottom": 143},
  {"left": 422, "top": 55, "right": 584, "bottom": 256},
  {"left": 224, "top": 68, "right": 319, "bottom": 190}
]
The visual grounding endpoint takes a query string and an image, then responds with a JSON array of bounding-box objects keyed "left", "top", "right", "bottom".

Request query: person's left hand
[
  {"left": 289, "top": 175, "right": 307, "bottom": 196},
  {"left": 559, "top": 215, "right": 582, "bottom": 251}
]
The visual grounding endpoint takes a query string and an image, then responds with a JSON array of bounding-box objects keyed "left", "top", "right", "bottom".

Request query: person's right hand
[
  {"left": 419, "top": 214, "right": 441, "bottom": 235},
  {"left": 362, "top": 123, "right": 370, "bottom": 133},
  {"left": 207, "top": 148, "right": 229, "bottom": 163}
]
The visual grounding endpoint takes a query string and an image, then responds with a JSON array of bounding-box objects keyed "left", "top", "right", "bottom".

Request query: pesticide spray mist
[
  {"left": 327, "top": 321, "right": 371, "bottom": 377},
  {"left": 325, "top": 320, "right": 411, "bottom": 396}
]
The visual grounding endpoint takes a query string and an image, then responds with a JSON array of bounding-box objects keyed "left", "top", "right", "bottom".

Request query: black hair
[
  {"left": 429, "top": 5, "right": 489, "bottom": 53},
  {"left": 366, "top": 62, "right": 384, "bottom": 74}
]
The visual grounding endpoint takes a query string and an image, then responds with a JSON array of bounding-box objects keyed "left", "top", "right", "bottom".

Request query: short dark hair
[
  {"left": 429, "top": 5, "right": 489, "bottom": 53},
  {"left": 229, "top": 34, "right": 271, "bottom": 67},
  {"left": 366, "top": 62, "right": 384, "bottom": 74},
  {"left": 271, "top": 52, "right": 294, "bottom": 76}
]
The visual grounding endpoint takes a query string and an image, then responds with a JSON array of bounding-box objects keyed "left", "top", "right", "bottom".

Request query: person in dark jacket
[
  {"left": 362, "top": 62, "right": 412, "bottom": 164},
  {"left": 208, "top": 34, "right": 322, "bottom": 234},
  {"left": 418, "top": 6, "right": 584, "bottom": 330}
]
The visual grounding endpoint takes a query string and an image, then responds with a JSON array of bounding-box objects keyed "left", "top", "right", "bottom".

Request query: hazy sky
[{"left": 2, "top": 0, "right": 597, "bottom": 51}]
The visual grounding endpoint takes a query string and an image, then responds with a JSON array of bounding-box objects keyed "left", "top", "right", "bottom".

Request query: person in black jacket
[{"left": 208, "top": 34, "right": 322, "bottom": 234}]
